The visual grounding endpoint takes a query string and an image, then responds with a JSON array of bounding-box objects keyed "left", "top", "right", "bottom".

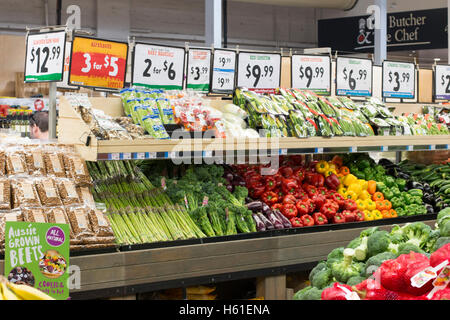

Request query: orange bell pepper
[
  {"left": 388, "top": 209, "right": 398, "bottom": 218},
  {"left": 331, "top": 155, "right": 343, "bottom": 167},
  {"left": 383, "top": 200, "right": 392, "bottom": 210},
  {"left": 340, "top": 166, "right": 350, "bottom": 176},
  {"left": 367, "top": 180, "right": 377, "bottom": 195},
  {"left": 381, "top": 210, "right": 391, "bottom": 218},
  {"left": 372, "top": 192, "right": 384, "bottom": 202},
  {"left": 375, "top": 200, "right": 386, "bottom": 211}
]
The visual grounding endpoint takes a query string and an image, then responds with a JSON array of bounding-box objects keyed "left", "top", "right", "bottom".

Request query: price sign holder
[
  {"left": 382, "top": 60, "right": 416, "bottom": 99},
  {"left": 210, "top": 48, "right": 237, "bottom": 94},
  {"left": 131, "top": 42, "right": 186, "bottom": 90},
  {"left": 291, "top": 54, "right": 331, "bottom": 95},
  {"left": 236, "top": 51, "right": 281, "bottom": 93},
  {"left": 68, "top": 35, "right": 129, "bottom": 90},
  {"left": 433, "top": 64, "right": 450, "bottom": 101},
  {"left": 336, "top": 56, "right": 373, "bottom": 97},
  {"left": 186, "top": 47, "right": 212, "bottom": 92}
]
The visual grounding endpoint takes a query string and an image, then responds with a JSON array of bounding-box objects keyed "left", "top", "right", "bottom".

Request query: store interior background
[{"left": 0, "top": 0, "right": 448, "bottom": 97}]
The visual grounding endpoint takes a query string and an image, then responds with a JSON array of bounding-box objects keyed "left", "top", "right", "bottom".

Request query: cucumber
[
  {"left": 438, "top": 183, "right": 450, "bottom": 193},
  {"left": 431, "top": 179, "right": 447, "bottom": 188}
]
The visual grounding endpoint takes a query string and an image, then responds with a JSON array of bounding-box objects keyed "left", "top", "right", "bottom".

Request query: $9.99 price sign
[
  {"left": 132, "top": 43, "right": 185, "bottom": 90},
  {"left": 382, "top": 61, "right": 415, "bottom": 99},
  {"left": 434, "top": 64, "right": 450, "bottom": 100},
  {"left": 25, "top": 31, "right": 66, "bottom": 82},
  {"left": 69, "top": 36, "right": 128, "bottom": 90},
  {"left": 237, "top": 52, "right": 281, "bottom": 92},
  {"left": 336, "top": 57, "right": 372, "bottom": 97},
  {"left": 291, "top": 54, "right": 331, "bottom": 95},
  {"left": 211, "top": 49, "right": 236, "bottom": 93}
]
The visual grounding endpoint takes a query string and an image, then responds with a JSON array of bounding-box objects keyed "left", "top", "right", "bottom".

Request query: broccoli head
[
  {"left": 347, "top": 237, "right": 362, "bottom": 249},
  {"left": 311, "top": 268, "right": 334, "bottom": 290},
  {"left": 326, "top": 247, "right": 344, "bottom": 268},
  {"left": 330, "top": 248, "right": 365, "bottom": 284},
  {"left": 398, "top": 243, "right": 426, "bottom": 255},
  {"left": 402, "top": 222, "right": 432, "bottom": 248},
  {"left": 437, "top": 207, "right": 450, "bottom": 221},
  {"left": 346, "top": 275, "right": 366, "bottom": 286},
  {"left": 364, "top": 251, "right": 397, "bottom": 278},
  {"left": 433, "top": 237, "right": 450, "bottom": 251},
  {"left": 309, "top": 261, "right": 328, "bottom": 283},
  {"left": 425, "top": 229, "right": 441, "bottom": 253},
  {"left": 351, "top": 227, "right": 379, "bottom": 262},
  {"left": 440, "top": 220, "right": 450, "bottom": 237},
  {"left": 293, "top": 286, "right": 323, "bottom": 300},
  {"left": 367, "top": 230, "right": 391, "bottom": 257}
]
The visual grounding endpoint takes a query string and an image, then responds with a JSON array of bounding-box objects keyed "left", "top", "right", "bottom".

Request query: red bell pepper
[
  {"left": 282, "top": 203, "right": 298, "bottom": 219},
  {"left": 301, "top": 214, "right": 315, "bottom": 227},
  {"left": 276, "top": 189, "right": 285, "bottom": 200},
  {"left": 344, "top": 199, "right": 358, "bottom": 211},
  {"left": 321, "top": 282, "right": 354, "bottom": 300},
  {"left": 289, "top": 155, "right": 304, "bottom": 165},
  {"left": 333, "top": 212, "right": 346, "bottom": 224},
  {"left": 264, "top": 176, "right": 278, "bottom": 191},
  {"left": 320, "top": 201, "right": 338, "bottom": 220},
  {"left": 246, "top": 174, "right": 263, "bottom": 187},
  {"left": 279, "top": 166, "right": 294, "bottom": 178},
  {"left": 272, "top": 203, "right": 284, "bottom": 211},
  {"left": 296, "top": 200, "right": 310, "bottom": 216},
  {"left": 311, "top": 194, "right": 327, "bottom": 210},
  {"left": 431, "top": 288, "right": 450, "bottom": 300},
  {"left": 310, "top": 173, "right": 325, "bottom": 188},
  {"left": 262, "top": 191, "right": 279, "bottom": 205},
  {"left": 313, "top": 212, "right": 328, "bottom": 225},
  {"left": 281, "top": 178, "right": 299, "bottom": 195},
  {"left": 309, "top": 160, "right": 319, "bottom": 171},
  {"left": 289, "top": 217, "right": 303, "bottom": 228},
  {"left": 317, "top": 187, "right": 328, "bottom": 196},
  {"left": 282, "top": 194, "right": 297, "bottom": 205},
  {"left": 342, "top": 210, "right": 356, "bottom": 222},
  {"left": 430, "top": 243, "right": 450, "bottom": 268},
  {"left": 325, "top": 173, "right": 340, "bottom": 190},
  {"left": 353, "top": 210, "right": 365, "bottom": 222},
  {"left": 304, "top": 185, "right": 318, "bottom": 197},
  {"left": 293, "top": 189, "right": 308, "bottom": 200},
  {"left": 331, "top": 193, "right": 346, "bottom": 209},
  {"left": 249, "top": 184, "right": 265, "bottom": 199},
  {"left": 293, "top": 167, "right": 306, "bottom": 183}
]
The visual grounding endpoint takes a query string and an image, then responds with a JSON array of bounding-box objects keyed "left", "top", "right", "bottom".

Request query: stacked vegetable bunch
[{"left": 294, "top": 208, "right": 450, "bottom": 300}]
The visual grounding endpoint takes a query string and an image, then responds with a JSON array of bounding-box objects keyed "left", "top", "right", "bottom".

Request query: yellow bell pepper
[
  {"left": 347, "top": 183, "right": 362, "bottom": 196},
  {"left": 316, "top": 160, "right": 329, "bottom": 174},
  {"left": 324, "top": 169, "right": 337, "bottom": 177},
  {"left": 343, "top": 174, "right": 357, "bottom": 187},
  {"left": 364, "top": 199, "right": 377, "bottom": 211},
  {"left": 356, "top": 199, "right": 366, "bottom": 211},
  {"left": 364, "top": 210, "right": 374, "bottom": 221},
  {"left": 328, "top": 163, "right": 337, "bottom": 172},
  {"left": 358, "top": 180, "right": 368, "bottom": 191},
  {"left": 372, "top": 209, "right": 383, "bottom": 220},
  {"left": 338, "top": 187, "right": 347, "bottom": 196},
  {"left": 359, "top": 190, "right": 371, "bottom": 201},
  {"left": 344, "top": 190, "right": 358, "bottom": 201}
]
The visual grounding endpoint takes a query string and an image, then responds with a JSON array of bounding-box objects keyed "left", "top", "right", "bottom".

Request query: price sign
[
  {"left": 382, "top": 61, "right": 415, "bottom": 99},
  {"left": 434, "top": 64, "right": 450, "bottom": 100},
  {"left": 237, "top": 52, "right": 281, "bottom": 92},
  {"left": 186, "top": 48, "right": 211, "bottom": 92},
  {"left": 132, "top": 43, "right": 185, "bottom": 90},
  {"left": 69, "top": 36, "right": 128, "bottom": 90},
  {"left": 336, "top": 57, "right": 372, "bottom": 97},
  {"left": 25, "top": 31, "right": 66, "bottom": 82},
  {"left": 211, "top": 49, "right": 236, "bottom": 93},
  {"left": 291, "top": 54, "right": 331, "bottom": 95}
]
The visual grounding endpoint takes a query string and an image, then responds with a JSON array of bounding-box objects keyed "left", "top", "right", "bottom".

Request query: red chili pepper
[
  {"left": 301, "top": 214, "right": 315, "bottom": 227},
  {"left": 293, "top": 167, "right": 306, "bottom": 183},
  {"left": 279, "top": 166, "right": 294, "bottom": 178},
  {"left": 264, "top": 176, "right": 278, "bottom": 191},
  {"left": 325, "top": 173, "right": 340, "bottom": 190},
  {"left": 320, "top": 201, "right": 338, "bottom": 220},
  {"left": 295, "top": 200, "right": 310, "bottom": 216},
  {"left": 342, "top": 210, "right": 356, "bottom": 222},
  {"left": 289, "top": 217, "right": 304, "bottom": 228},
  {"left": 282, "top": 194, "right": 297, "bottom": 205},
  {"left": 281, "top": 178, "right": 299, "bottom": 195},
  {"left": 312, "top": 212, "right": 328, "bottom": 225},
  {"left": 353, "top": 210, "right": 365, "bottom": 222},
  {"left": 333, "top": 212, "right": 346, "bottom": 224},
  {"left": 262, "top": 191, "right": 279, "bottom": 205},
  {"left": 344, "top": 199, "right": 358, "bottom": 211},
  {"left": 282, "top": 203, "right": 298, "bottom": 219},
  {"left": 311, "top": 193, "right": 327, "bottom": 210}
]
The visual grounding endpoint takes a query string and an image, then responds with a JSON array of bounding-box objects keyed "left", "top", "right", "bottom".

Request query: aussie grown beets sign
[{"left": 318, "top": 8, "right": 447, "bottom": 53}]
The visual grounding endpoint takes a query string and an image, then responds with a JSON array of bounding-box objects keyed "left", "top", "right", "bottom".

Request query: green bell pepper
[
  {"left": 383, "top": 189, "right": 395, "bottom": 200},
  {"left": 374, "top": 165, "right": 386, "bottom": 174},
  {"left": 375, "top": 174, "right": 386, "bottom": 184},
  {"left": 353, "top": 170, "right": 366, "bottom": 180},
  {"left": 402, "top": 193, "right": 413, "bottom": 205},
  {"left": 385, "top": 176, "right": 396, "bottom": 188},
  {"left": 358, "top": 159, "right": 371, "bottom": 170},
  {"left": 390, "top": 187, "right": 401, "bottom": 198},
  {"left": 349, "top": 163, "right": 359, "bottom": 173},
  {"left": 391, "top": 196, "right": 403, "bottom": 209},
  {"left": 396, "top": 207, "right": 406, "bottom": 217},
  {"left": 406, "top": 204, "right": 420, "bottom": 216},
  {"left": 377, "top": 182, "right": 387, "bottom": 193},
  {"left": 408, "top": 189, "right": 423, "bottom": 197},
  {"left": 395, "top": 178, "right": 406, "bottom": 191},
  {"left": 410, "top": 196, "right": 422, "bottom": 205}
]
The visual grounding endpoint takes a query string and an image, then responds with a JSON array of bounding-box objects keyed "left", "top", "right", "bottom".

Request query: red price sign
[{"left": 69, "top": 36, "right": 128, "bottom": 90}]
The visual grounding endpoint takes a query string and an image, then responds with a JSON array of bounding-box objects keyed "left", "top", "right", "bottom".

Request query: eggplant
[
  {"left": 408, "top": 181, "right": 424, "bottom": 190},
  {"left": 257, "top": 212, "right": 274, "bottom": 230},
  {"left": 261, "top": 203, "right": 272, "bottom": 215},
  {"left": 266, "top": 211, "right": 284, "bottom": 229},
  {"left": 387, "top": 167, "right": 399, "bottom": 178},
  {"left": 397, "top": 172, "right": 411, "bottom": 180},
  {"left": 422, "top": 183, "right": 431, "bottom": 193},
  {"left": 252, "top": 213, "right": 266, "bottom": 232},
  {"left": 422, "top": 193, "right": 435, "bottom": 205},
  {"left": 273, "top": 210, "right": 292, "bottom": 229},
  {"left": 424, "top": 204, "right": 434, "bottom": 215},
  {"left": 246, "top": 201, "right": 263, "bottom": 212},
  {"left": 379, "top": 158, "right": 394, "bottom": 167}
]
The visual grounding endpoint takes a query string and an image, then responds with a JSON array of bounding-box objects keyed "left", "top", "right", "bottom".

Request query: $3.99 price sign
[
  {"left": 291, "top": 54, "right": 331, "bottom": 95},
  {"left": 186, "top": 48, "right": 211, "bottom": 92},
  {"left": 434, "top": 64, "right": 450, "bottom": 100},
  {"left": 211, "top": 49, "right": 236, "bottom": 93},
  {"left": 382, "top": 61, "right": 415, "bottom": 99},
  {"left": 25, "top": 31, "right": 66, "bottom": 82},
  {"left": 132, "top": 43, "right": 185, "bottom": 90},
  {"left": 237, "top": 52, "right": 281, "bottom": 92},
  {"left": 336, "top": 57, "right": 372, "bottom": 97},
  {"left": 69, "top": 36, "right": 128, "bottom": 90}
]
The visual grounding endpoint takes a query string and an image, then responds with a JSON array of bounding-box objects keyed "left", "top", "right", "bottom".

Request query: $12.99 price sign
[
  {"left": 434, "top": 64, "right": 450, "bottom": 100},
  {"left": 336, "top": 57, "right": 372, "bottom": 97},
  {"left": 237, "top": 52, "right": 281, "bottom": 93},
  {"left": 291, "top": 54, "right": 331, "bottom": 95},
  {"left": 382, "top": 61, "right": 415, "bottom": 99},
  {"left": 25, "top": 31, "right": 66, "bottom": 82},
  {"left": 186, "top": 48, "right": 211, "bottom": 92},
  {"left": 132, "top": 43, "right": 185, "bottom": 90},
  {"left": 211, "top": 49, "right": 236, "bottom": 93},
  {"left": 69, "top": 36, "right": 128, "bottom": 90}
]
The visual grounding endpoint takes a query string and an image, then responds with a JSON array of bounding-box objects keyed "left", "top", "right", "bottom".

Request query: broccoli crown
[
  {"left": 346, "top": 276, "right": 366, "bottom": 286},
  {"left": 360, "top": 227, "right": 379, "bottom": 239},
  {"left": 440, "top": 220, "right": 450, "bottom": 237},
  {"left": 367, "top": 230, "right": 391, "bottom": 257},
  {"left": 437, "top": 207, "right": 450, "bottom": 221},
  {"left": 326, "top": 247, "right": 344, "bottom": 268},
  {"left": 398, "top": 243, "right": 426, "bottom": 255},
  {"left": 347, "top": 237, "right": 362, "bottom": 249},
  {"left": 309, "top": 261, "right": 328, "bottom": 283},
  {"left": 330, "top": 248, "right": 365, "bottom": 283},
  {"left": 233, "top": 186, "right": 249, "bottom": 204},
  {"left": 311, "top": 268, "right": 334, "bottom": 290},
  {"left": 293, "top": 286, "right": 323, "bottom": 300},
  {"left": 433, "top": 237, "right": 450, "bottom": 251},
  {"left": 425, "top": 229, "right": 441, "bottom": 253},
  {"left": 403, "top": 222, "right": 432, "bottom": 248},
  {"left": 364, "top": 251, "right": 397, "bottom": 278}
]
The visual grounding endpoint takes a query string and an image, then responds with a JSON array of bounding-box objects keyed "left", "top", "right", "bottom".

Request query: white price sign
[
  {"left": 186, "top": 48, "right": 211, "bottom": 92},
  {"left": 237, "top": 52, "right": 281, "bottom": 91},
  {"left": 25, "top": 31, "right": 66, "bottom": 82},
  {"left": 132, "top": 43, "right": 185, "bottom": 90},
  {"left": 336, "top": 57, "right": 372, "bottom": 97},
  {"left": 211, "top": 49, "right": 236, "bottom": 93},
  {"left": 382, "top": 61, "right": 415, "bottom": 99},
  {"left": 291, "top": 54, "right": 331, "bottom": 95},
  {"left": 434, "top": 64, "right": 450, "bottom": 100}
]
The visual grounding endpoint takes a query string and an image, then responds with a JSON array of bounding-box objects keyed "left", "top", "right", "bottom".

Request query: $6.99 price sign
[
  {"left": 237, "top": 52, "right": 281, "bottom": 91},
  {"left": 132, "top": 43, "right": 185, "bottom": 90},
  {"left": 336, "top": 57, "right": 372, "bottom": 97},
  {"left": 25, "top": 31, "right": 66, "bottom": 82},
  {"left": 434, "top": 64, "right": 450, "bottom": 100},
  {"left": 382, "top": 61, "right": 415, "bottom": 99},
  {"left": 69, "top": 36, "right": 128, "bottom": 90},
  {"left": 291, "top": 54, "right": 331, "bottom": 95}
]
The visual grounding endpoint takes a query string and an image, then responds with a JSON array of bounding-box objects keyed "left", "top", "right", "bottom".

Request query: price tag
[
  {"left": 211, "top": 49, "right": 236, "bottom": 93},
  {"left": 69, "top": 36, "right": 128, "bottom": 90},
  {"left": 110, "top": 153, "right": 120, "bottom": 160},
  {"left": 434, "top": 64, "right": 450, "bottom": 100},
  {"left": 148, "top": 152, "right": 157, "bottom": 159},
  {"left": 336, "top": 57, "right": 372, "bottom": 97},
  {"left": 382, "top": 61, "right": 415, "bottom": 99},
  {"left": 279, "top": 149, "right": 287, "bottom": 155},
  {"left": 291, "top": 54, "right": 331, "bottom": 95},
  {"left": 136, "top": 152, "right": 146, "bottom": 159},
  {"left": 237, "top": 52, "right": 281, "bottom": 92},
  {"left": 25, "top": 31, "right": 66, "bottom": 82},
  {"left": 132, "top": 43, "right": 185, "bottom": 90},
  {"left": 122, "top": 152, "right": 132, "bottom": 160},
  {"left": 315, "top": 147, "right": 324, "bottom": 154},
  {"left": 429, "top": 145, "right": 436, "bottom": 150},
  {"left": 186, "top": 48, "right": 211, "bottom": 92},
  {"left": 203, "top": 150, "right": 213, "bottom": 158},
  {"left": 169, "top": 151, "right": 178, "bottom": 159}
]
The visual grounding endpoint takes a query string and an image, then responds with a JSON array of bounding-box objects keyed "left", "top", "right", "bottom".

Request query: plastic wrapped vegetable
[{"left": 141, "top": 115, "right": 170, "bottom": 139}]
